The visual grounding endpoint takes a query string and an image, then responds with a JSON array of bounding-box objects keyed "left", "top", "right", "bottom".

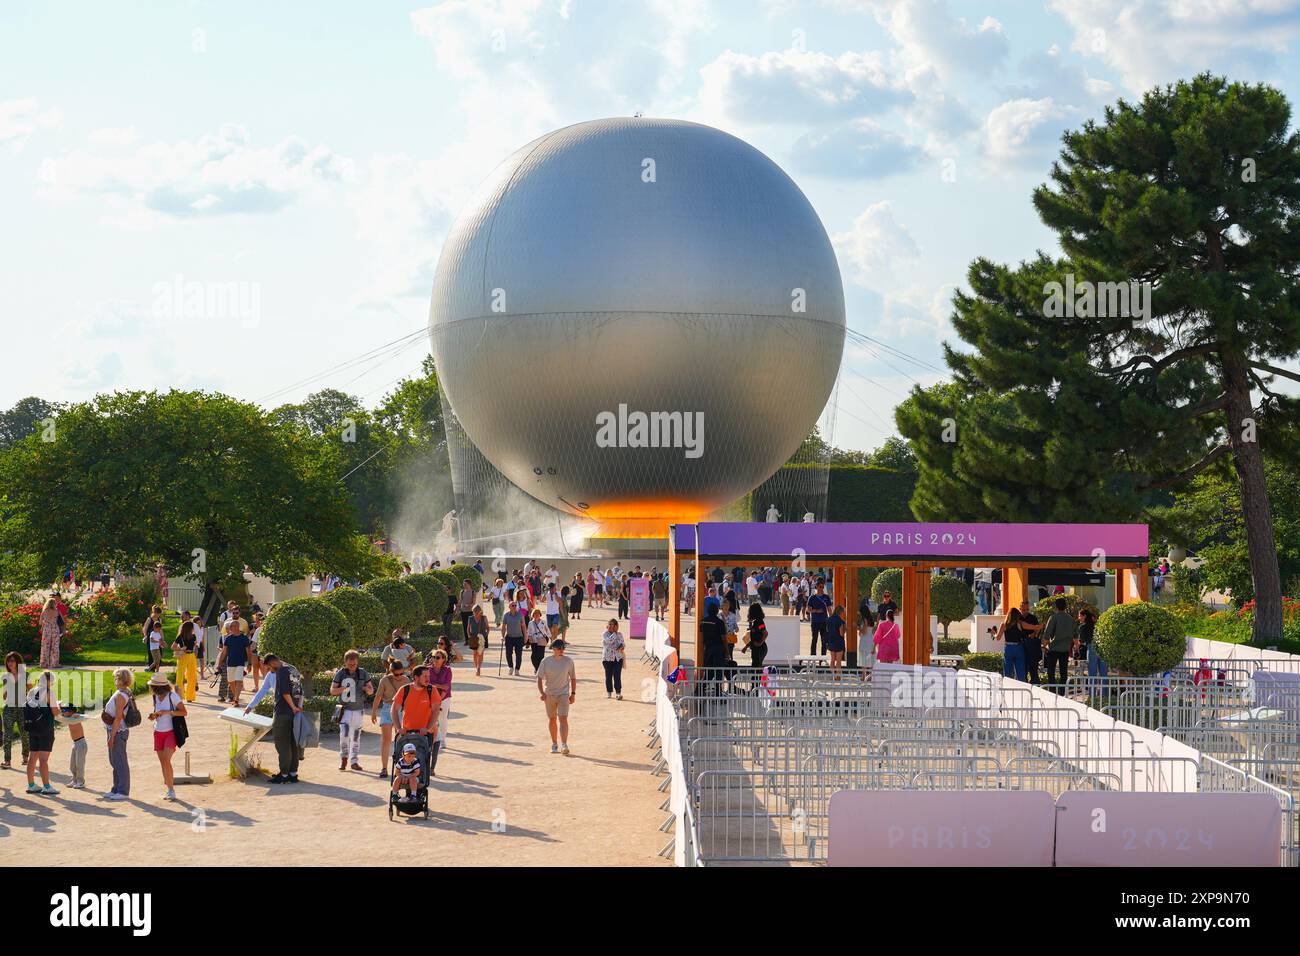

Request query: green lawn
[{"left": 64, "top": 610, "right": 183, "bottom": 665}]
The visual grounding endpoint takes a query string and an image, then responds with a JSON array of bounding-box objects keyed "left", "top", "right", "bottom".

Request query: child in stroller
[{"left": 388, "top": 731, "right": 431, "bottom": 820}]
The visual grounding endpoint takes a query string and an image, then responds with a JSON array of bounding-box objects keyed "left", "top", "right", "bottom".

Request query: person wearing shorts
[
  {"left": 372, "top": 659, "right": 409, "bottom": 779},
  {"left": 146, "top": 672, "right": 186, "bottom": 802},
  {"left": 536, "top": 639, "right": 577, "bottom": 755},
  {"left": 221, "top": 624, "right": 253, "bottom": 706}
]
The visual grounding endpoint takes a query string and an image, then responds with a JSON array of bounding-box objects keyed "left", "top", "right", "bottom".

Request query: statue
[
  {"left": 765, "top": 504, "right": 780, "bottom": 523},
  {"left": 802, "top": 512, "right": 815, "bottom": 523}
]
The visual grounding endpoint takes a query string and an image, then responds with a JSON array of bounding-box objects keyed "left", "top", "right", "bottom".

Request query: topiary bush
[
  {"left": 448, "top": 563, "right": 483, "bottom": 592},
  {"left": 1094, "top": 601, "right": 1186, "bottom": 676},
  {"left": 962, "top": 651, "right": 1003, "bottom": 672},
  {"left": 257, "top": 596, "right": 352, "bottom": 694},
  {"left": 322, "top": 586, "right": 389, "bottom": 650},
  {"left": 870, "top": 568, "right": 902, "bottom": 604},
  {"left": 362, "top": 578, "right": 425, "bottom": 633},
  {"left": 428, "top": 570, "right": 460, "bottom": 611},
  {"left": 930, "top": 574, "right": 975, "bottom": 639},
  {"left": 405, "top": 572, "right": 448, "bottom": 623},
  {"left": 408, "top": 622, "right": 445, "bottom": 653},
  {"left": 1033, "top": 592, "right": 1098, "bottom": 622}
]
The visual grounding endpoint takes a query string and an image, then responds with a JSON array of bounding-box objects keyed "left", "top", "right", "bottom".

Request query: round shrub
[
  {"left": 448, "top": 563, "right": 483, "bottom": 592},
  {"left": 405, "top": 572, "right": 448, "bottom": 622},
  {"left": 408, "top": 622, "right": 446, "bottom": 653},
  {"left": 1033, "top": 592, "right": 1098, "bottom": 622},
  {"left": 362, "top": 578, "right": 425, "bottom": 633},
  {"left": 1094, "top": 601, "right": 1185, "bottom": 676},
  {"left": 870, "top": 568, "right": 902, "bottom": 604},
  {"left": 930, "top": 574, "right": 975, "bottom": 638},
  {"left": 257, "top": 597, "right": 352, "bottom": 689},
  {"left": 322, "top": 586, "right": 388, "bottom": 649},
  {"left": 428, "top": 570, "right": 460, "bottom": 608}
]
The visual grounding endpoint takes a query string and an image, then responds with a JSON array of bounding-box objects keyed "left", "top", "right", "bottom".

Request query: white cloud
[
  {"left": 868, "top": 0, "right": 1009, "bottom": 80},
  {"left": 1050, "top": 0, "right": 1300, "bottom": 92},
  {"left": 0, "top": 98, "right": 62, "bottom": 152},
  {"left": 37, "top": 124, "right": 352, "bottom": 225},
  {"left": 832, "top": 201, "right": 921, "bottom": 288},
  {"left": 699, "top": 48, "right": 910, "bottom": 123},
  {"left": 983, "top": 96, "right": 1066, "bottom": 160}
]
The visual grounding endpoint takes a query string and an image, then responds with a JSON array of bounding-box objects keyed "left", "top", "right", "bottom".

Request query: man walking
[
  {"left": 392, "top": 665, "right": 442, "bottom": 768},
  {"left": 501, "top": 599, "right": 526, "bottom": 675},
  {"left": 537, "top": 639, "right": 577, "bottom": 755},
  {"left": 1041, "top": 597, "right": 1079, "bottom": 694},
  {"left": 330, "top": 649, "right": 373, "bottom": 771},
  {"left": 245, "top": 654, "right": 302, "bottom": 784},
  {"left": 457, "top": 578, "right": 476, "bottom": 644}
]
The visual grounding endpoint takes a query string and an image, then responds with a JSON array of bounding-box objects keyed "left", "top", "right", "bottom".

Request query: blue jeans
[
  {"left": 1086, "top": 644, "right": 1108, "bottom": 694},
  {"left": 1002, "top": 643, "right": 1026, "bottom": 681}
]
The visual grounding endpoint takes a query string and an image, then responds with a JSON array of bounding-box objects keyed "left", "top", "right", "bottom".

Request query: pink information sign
[
  {"left": 828, "top": 790, "right": 1057, "bottom": 867},
  {"left": 628, "top": 576, "right": 650, "bottom": 639},
  {"left": 1054, "top": 792, "right": 1282, "bottom": 867}
]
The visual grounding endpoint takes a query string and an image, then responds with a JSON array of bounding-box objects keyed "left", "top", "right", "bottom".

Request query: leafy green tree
[
  {"left": 0, "top": 397, "right": 61, "bottom": 449},
  {"left": 902, "top": 75, "right": 1300, "bottom": 642},
  {"left": 0, "top": 390, "right": 364, "bottom": 604},
  {"left": 867, "top": 437, "right": 918, "bottom": 473},
  {"left": 1094, "top": 602, "right": 1186, "bottom": 675}
]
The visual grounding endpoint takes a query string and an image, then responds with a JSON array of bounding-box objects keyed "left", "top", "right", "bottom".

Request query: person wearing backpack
[
  {"left": 391, "top": 665, "right": 442, "bottom": 771},
  {"left": 146, "top": 672, "right": 187, "bottom": 801},
  {"left": 245, "top": 654, "right": 304, "bottom": 784},
  {"left": 24, "top": 671, "right": 62, "bottom": 796},
  {"left": 102, "top": 667, "right": 137, "bottom": 800}
]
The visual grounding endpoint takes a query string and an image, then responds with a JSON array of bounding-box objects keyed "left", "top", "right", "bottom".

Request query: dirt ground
[{"left": 0, "top": 614, "right": 669, "bottom": 867}]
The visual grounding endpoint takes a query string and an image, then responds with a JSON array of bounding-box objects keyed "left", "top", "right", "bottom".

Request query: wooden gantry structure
[{"left": 665, "top": 522, "right": 1150, "bottom": 666}]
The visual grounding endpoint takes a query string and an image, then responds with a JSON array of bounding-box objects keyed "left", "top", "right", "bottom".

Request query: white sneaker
[
  {"left": 550, "top": 743, "right": 559, "bottom": 754},
  {"left": 70, "top": 781, "right": 85, "bottom": 789},
  {"left": 164, "top": 789, "right": 177, "bottom": 801},
  {"left": 561, "top": 744, "right": 570, "bottom": 755},
  {"left": 105, "top": 792, "right": 128, "bottom": 801}
]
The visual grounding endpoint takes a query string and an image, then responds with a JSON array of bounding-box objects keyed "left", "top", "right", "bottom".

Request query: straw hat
[{"left": 147, "top": 673, "right": 171, "bottom": 687}]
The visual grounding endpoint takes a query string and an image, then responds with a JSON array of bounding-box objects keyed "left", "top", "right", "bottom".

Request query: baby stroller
[{"left": 388, "top": 731, "right": 431, "bottom": 820}]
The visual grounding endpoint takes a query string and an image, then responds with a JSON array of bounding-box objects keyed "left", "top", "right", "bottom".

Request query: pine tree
[{"left": 902, "top": 74, "right": 1300, "bottom": 643}]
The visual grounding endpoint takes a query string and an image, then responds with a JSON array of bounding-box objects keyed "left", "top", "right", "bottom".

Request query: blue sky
[{"left": 3, "top": 0, "right": 1298, "bottom": 451}]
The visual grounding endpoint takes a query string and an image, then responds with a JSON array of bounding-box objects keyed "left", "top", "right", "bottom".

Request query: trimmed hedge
[
  {"left": 870, "top": 568, "right": 902, "bottom": 604},
  {"left": 962, "top": 651, "right": 1002, "bottom": 672},
  {"left": 938, "top": 637, "right": 971, "bottom": 655},
  {"left": 1094, "top": 601, "right": 1185, "bottom": 676},
  {"left": 362, "top": 578, "right": 425, "bottom": 633},
  {"left": 405, "top": 572, "right": 448, "bottom": 623},
  {"left": 428, "top": 570, "right": 460, "bottom": 609},
  {"left": 448, "top": 563, "right": 483, "bottom": 592},
  {"left": 322, "top": 586, "right": 389, "bottom": 650},
  {"left": 257, "top": 597, "right": 353, "bottom": 689}
]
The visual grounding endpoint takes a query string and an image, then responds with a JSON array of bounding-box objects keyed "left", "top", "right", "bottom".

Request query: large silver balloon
[{"left": 428, "top": 117, "right": 845, "bottom": 530}]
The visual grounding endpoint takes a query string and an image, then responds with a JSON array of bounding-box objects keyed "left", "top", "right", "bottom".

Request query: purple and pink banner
[{"left": 686, "top": 522, "right": 1148, "bottom": 561}]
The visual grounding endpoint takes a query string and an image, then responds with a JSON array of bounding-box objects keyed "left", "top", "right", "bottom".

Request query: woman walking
[
  {"left": 602, "top": 618, "right": 625, "bottom": 700},
  {"left": 146, "top": 672, "right": 186, "bottom": 801},
  {"left": 526, "top": 608, "right": 550, "bottom": 674},
  {"left": 24, "top": 671, "right": 61, "bottom": 795},
  {"left": 873, "top": 609, "right": 901, "bottom": 664},
  {"left": 102, "top": 668, "right": 134, "bottom": 800},
  {"left": 569, "top": 576, "right": 584, "bottom": 620},
  {"left": 557, "top": 586, "right": 571, "bottom": 641},
  {"left": 427, "top": 649, "right": 453, "bottom": 776},
  {"left": 826, "top": 604, "right": 847, "bottom": 675},
  {"left": 171, "top": 619, "right": 198, "bottom": 703},
  {"left": 857, "top": 606, "right": 877, "bottom": 668},
  {"left": 466, "top": 605, "right": 489, "bottom": 677},
  {"left": 39, "top": 596, "right": 65, "bottom": 669},
  {"left": 1, "top": 651, "right": 28, "bottom": 769},
  {"left": 371, "top": 658, "right": 410, "bottom": 779}
]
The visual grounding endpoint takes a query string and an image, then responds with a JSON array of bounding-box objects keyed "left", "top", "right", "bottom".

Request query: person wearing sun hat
[{"left": 146, "top": 671, "right": 187, "bottom": 802}]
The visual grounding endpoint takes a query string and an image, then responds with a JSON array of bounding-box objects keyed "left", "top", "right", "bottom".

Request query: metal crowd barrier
[{"left": 671, "top": 663, "right": 1297, "bottom": 866}]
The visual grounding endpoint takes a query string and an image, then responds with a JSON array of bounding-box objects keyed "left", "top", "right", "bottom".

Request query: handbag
[{"left": 170, "top": 692, "right": 189, "bottom": 748}]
